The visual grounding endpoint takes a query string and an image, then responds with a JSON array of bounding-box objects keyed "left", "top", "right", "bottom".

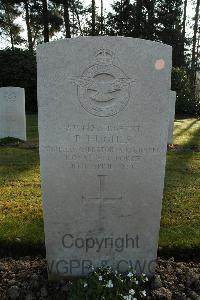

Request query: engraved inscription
[
  {"left": 71, "top": 49, "right": 135, "bottom": 117},
  {"left": 6, "top": 91, "right": 17, "bottom": 103}
]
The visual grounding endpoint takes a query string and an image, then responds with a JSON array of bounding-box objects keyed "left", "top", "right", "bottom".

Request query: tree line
[{"left": 0, "top": 0, "right": 200, "bottom": 114}]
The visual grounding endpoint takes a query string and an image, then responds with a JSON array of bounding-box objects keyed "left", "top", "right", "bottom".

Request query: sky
[{"left": 0, "top": 0, "right": 196, "bottom": 49}]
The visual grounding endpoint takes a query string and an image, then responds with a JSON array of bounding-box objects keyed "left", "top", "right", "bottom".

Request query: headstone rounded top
[{"left": 37, "top": 36, "right": 172, "bottom": 51}]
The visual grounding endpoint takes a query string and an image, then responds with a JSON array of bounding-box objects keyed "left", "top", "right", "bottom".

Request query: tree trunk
[
  {"left": 100, "top": 0, "right": 103, "bottom": 35},
  {"left": 91, "top": 0, "right": 95, "bottom": 35},
  {"left": 24, "top": 0, "right": 33, "bottom": 51},
  {"left": 63, "top": 0, "right": 71, "bottom": 38},
  {"left": 196, "top": 29, "right": 200, "bottom": 71},
  {"left": 135, "top": 0, "right": 142, "bottom": 38},
  {"left": 71, "top": 0, "right": 83, "bottom": 36},
  {"left": 10, "top": 28, "right": 14, "bottom": 51},
  {"left": 180, "top": 0, "right": 188, "bottom": 64},
  {"left": 191, "top": 0, "right": 200, "bottom": 83},
  {"left": 147, "top": 0, "right": 154, "bottom": 39},
  {"left": 182, "top": 0, "right": 187, "bottom": 40},
  {"left": 42, "top": 0, "right": 49, "bottom": 42},
  {"left": 119, "top": 0, "right": 123, "bottom": 35},
  {"left": 4, "top": 3, "right": 14, "bottom": 50},
  {"left": 72, "top": 10, "right": 75, "bottom": 37}
]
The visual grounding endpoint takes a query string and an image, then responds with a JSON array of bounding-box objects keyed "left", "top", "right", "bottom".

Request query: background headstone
[
  {"left": 0, "top": 87, "right": 26, "bottom": 141},
  {"left": 37, "top": 37, "right": 172, "bottom": 278},
  {"left": 168, "top": 91, "right": 176, "bottom": 144}
]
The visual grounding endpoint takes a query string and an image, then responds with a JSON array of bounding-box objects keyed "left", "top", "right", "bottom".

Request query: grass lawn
[{"left": 0, "top": 115, "right": 199, "bottom": 258}]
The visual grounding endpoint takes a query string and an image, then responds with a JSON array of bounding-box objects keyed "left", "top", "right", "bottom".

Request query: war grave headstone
[
  {"left": 0, "top": 87, "right": 26, "bottom": 141},
  {"left": 37, "top": 37, "right": 172, "bottom": 278}
]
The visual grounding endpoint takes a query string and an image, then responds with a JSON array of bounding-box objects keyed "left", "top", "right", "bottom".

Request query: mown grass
[
  {"left": 0, "top": 114, "right": 199, "bottom": 258},
  {"left": 173, "top": 117, "right": 200, "bottom": 147},
  {"left": 160, "top": 152, "right": 200, "bottom": 256},
  {"left": 26, "top": 114, "right": 39, "bottom": 143}
]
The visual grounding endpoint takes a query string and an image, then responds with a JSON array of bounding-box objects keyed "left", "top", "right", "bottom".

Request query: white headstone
[
  {"left": 168, "top": 91, "right": 176, "bottom": 144},
  {"left": 37, "top": 37, "right": 172, "bottom": 279},
  {"left": 0, "top": 87, "right": 26, "bottom": 141}
]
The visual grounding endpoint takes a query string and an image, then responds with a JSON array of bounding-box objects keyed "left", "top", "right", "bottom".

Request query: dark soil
[{"left": 0, "top": 257, "right": 199, "bottom": 300}]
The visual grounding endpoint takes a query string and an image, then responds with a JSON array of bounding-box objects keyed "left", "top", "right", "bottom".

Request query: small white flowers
[
  {"left": 129, "top": 289, "right": 135, "bottom": 295},
  {"left": 123, "top": 296, "right": 130, "bottom": 300},
  {"left": 77, "top": 268, "right": 148, "bottom": 299},
  {"left": 141, "top": 290, "right": 147, "bottom": 297},
  {"left": 142, "top": 273, "right": 149, "bottom": 282},
  {"left": 123, "top": 296, "right": 137, "bottom": 300},
  {"left": 106, "top": 280, "right": 113, "bottom": 288},
  {"left": 88, "top": 264, "right": 94, "bottom": 271}
]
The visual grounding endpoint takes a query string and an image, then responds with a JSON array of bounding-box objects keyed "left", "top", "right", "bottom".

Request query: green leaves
[{"left": 172, "top": 67, "right": 200, "bottom": 116}]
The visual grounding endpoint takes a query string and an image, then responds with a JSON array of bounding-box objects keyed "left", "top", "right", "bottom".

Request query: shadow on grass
[
  {"left": 0, "top": 241, "right": 46, "bottom": 259},
  {"left": 180, "top": 120, "right": 200, "bottom": 148},
  {"left": 173, "top": 119, "right": 198, "bottom": 139},
  {"left": 0, "top": 147, "right": 39, "bottom": 183},
  {"left": 0, "top": 216, "right": 45, "bottom": 258},
  {"left": 160, "top": 122, "right": 200, "bottom": 260}
]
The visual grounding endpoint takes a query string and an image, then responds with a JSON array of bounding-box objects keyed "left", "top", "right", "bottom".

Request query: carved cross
[{"left": 82, "top": 175, "right": 122, "bottom": 230}]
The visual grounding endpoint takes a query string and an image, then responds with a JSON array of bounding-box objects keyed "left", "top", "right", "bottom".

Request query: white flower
[
  {"left": 123, "top": 296, "right": 136, "bottom": 300},
  {"left": 141, "top": 290, "right": 146, "bottom": 296},
  {"left": 99, "top": 275, "right": 103, "bottom": 281},
  {"left": 88, "top": 265, "right": 94, "bottom": 271},
  {"left": 106, "top": 280, "right": 113, "bottom": 288},
  {"left": 129, "top": 289, "right": 135, "bottom": 295},
  {"left": 135, "top": 280, "right": 139, "bottom": 285},
  {"left": 83, "top": 282, "right": 87, "bottom": 288},
  {"left": 123, "top": 296, "right": 131, "bottom": 300},
  {"left": 127, "top": 272, "right": 133, "bottom": 277},
  {"left": 145, "top": 277, "right": 149, "bottom": 282}
]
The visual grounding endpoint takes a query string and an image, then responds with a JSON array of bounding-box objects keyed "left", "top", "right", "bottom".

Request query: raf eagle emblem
[{"left": 71, "top": 48, "right": 134, "bottom": 117}]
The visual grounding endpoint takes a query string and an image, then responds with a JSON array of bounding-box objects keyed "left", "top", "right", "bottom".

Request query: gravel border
[{"left": 0, "top": 257, "right": 199, "bottom": 299}]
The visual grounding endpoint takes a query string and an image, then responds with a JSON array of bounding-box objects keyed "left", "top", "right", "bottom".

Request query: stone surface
[
  {"left": 167, "top": 91, "right": 176, "bottom": 145},
  {"left": 37, "top": 37, "right": 172, "bottom": 278},
  {"left": 0, "top": 87, "right": 26, "bottom": 140}
]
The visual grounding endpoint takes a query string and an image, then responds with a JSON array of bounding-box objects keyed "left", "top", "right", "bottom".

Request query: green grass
[
  {"left": 0, "top": 147, "right": 44, "bottom": 254},
  {"left": 26, "top": 114, "right": 39, "bottom": 143},
  {"left": 173, "top": 118, "right": 200, "bottom": 147},
  {"left": 0, "top": 115, "right": 199, "bottom": 258},
  {"left": 160, "top": 152, "right": 200, "bottom": 253}
]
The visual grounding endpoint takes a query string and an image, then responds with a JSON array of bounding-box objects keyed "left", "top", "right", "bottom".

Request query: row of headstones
[{"left": 0, "top": 87, "right": 175, "bottom": 144}]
